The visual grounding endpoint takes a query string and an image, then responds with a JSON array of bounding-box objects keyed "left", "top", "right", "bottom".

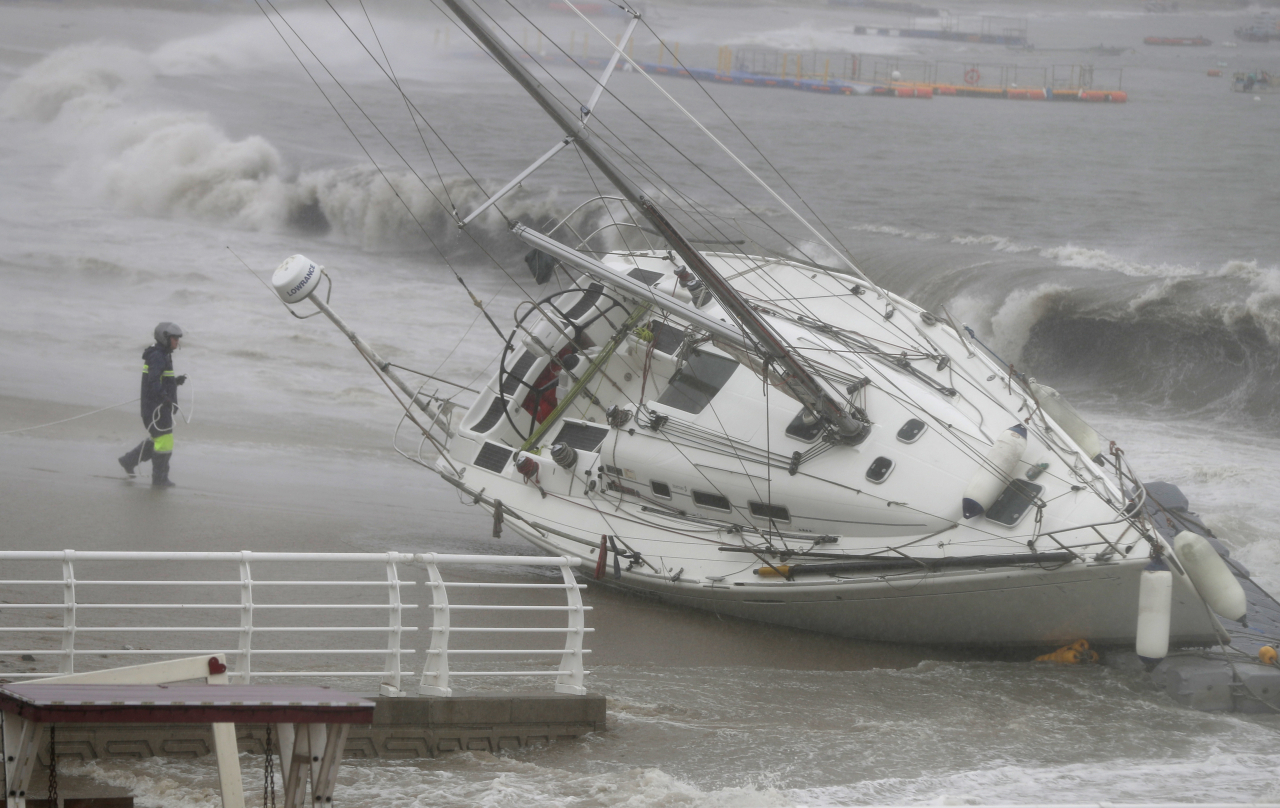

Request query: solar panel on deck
[
  {"left": 475, "top": 442, "right": 513, "bottom": 472},
  {"left": 551, "top": 421, "right": 610, "bottom": 451}
]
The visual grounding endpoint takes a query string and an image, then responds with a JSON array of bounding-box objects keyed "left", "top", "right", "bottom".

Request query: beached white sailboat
[{"left": 265, "top": 0, "right": 1246, "bottom": 653}]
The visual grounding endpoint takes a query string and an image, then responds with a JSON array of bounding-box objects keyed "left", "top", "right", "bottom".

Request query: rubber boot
[
  {"left": 119, "top": 440, "right": 152, "bottom": 477},
  {"left": 151, "top": 452, "right": 175, "bottom": 489}
]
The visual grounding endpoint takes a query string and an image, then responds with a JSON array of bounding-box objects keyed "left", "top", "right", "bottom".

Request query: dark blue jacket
[{"left": 140, "top": 343, "right": 177, "bottom": 431}]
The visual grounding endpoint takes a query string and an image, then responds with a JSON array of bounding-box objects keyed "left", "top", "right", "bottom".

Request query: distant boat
[
  {"left": 1144, "top": 36, "right": 1211, "bottom": 46},
  {"left": 1087, "top": 44, "right": 1129, "bottom": 56},
  {"left": 1233, "top": 70, "right": 1278, "bottom": 93},
  {"left": 1235, "top": 18, "right": 1280, "bottom": 43}
]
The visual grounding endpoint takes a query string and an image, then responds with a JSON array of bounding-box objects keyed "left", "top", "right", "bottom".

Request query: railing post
[
  {"left": 60, "top": 549, "right": 76, "bottom": 674},
  {"left": 555, "top": 558, "right": 586, "bottom": 695},
  {"left": 417, "top": 556, "right": 451, "bottom": 696},
  {"left": 381, "top": 554, "right": 404, "bottom": 696},
  {"left": 236, "top": 551, "right": 253, "bottom": 684}
]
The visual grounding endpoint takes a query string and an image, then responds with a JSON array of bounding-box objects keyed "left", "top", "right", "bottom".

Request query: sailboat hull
[{"left": 515, "top": 525, "right": 1221, "bottom": 649}]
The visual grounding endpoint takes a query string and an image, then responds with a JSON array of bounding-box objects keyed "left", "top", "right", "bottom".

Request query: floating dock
[
  {"left": 509, "top": 39, "right": 1127, "bottom": 102},
  {"left": 1141, "top": 482, "right": 1280, "bottom": 713}
]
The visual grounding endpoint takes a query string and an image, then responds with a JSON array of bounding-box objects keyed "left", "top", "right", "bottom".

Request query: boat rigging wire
[
  {"left": 464, "top": 0, "right": 898, "bottom": 356},
  {"left": 533, "top": 0, "right": 883, "bottom": 296},
  {"left": 350, "top": 0, "right": 462, "bottom": 215},
  {"left": 270, "top": 1, "right": 1144, "bottom": 563},
  {"left": 255, "top": 0, "right": 513, "bottom": 344}
]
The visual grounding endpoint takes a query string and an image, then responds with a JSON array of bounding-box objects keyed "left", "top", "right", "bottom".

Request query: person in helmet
[{"left": 118, "top": 322, "right": 186, "bottom": 488}]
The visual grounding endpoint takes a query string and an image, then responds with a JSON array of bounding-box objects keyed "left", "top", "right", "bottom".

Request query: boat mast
[{"left": 438, "top": 0, "right": 868, "bottom": 443}]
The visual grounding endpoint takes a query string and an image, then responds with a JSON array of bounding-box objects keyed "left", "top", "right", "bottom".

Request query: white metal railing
[{"left": 0, "top": 551, "right": 591, "bottom": 696}]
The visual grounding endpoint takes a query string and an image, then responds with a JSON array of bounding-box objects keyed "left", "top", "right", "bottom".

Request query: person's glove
[{"left": 176, "top": 375, "right": 187, "bottom": 386}]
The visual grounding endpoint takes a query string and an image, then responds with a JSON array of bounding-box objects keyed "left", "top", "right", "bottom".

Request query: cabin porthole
[{"left": 651, "top": 481, "right": 672, "bottom": 499}]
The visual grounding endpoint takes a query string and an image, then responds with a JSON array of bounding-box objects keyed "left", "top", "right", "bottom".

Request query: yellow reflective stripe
[
  {"left": 142, "top": 364, "right": 149, "bottom": 373},
  {"left": 152, "top": 433, "right": 174, "bottom": 453},
  {"left": 162, "top": 371, "right": 175, "bottom": 377}
]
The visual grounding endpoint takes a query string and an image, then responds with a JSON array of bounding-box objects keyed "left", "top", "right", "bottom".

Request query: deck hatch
[
  {"left": 866, "top": 456, "right": 894, "bottom": 483},
  {"left": 474, "top": 442, "right": 513, "bottom": 472},
  {"left": 897, "top": 418, "right": 927, "bottom": 443},
  {"left": 648, "top": 320, "right": 685, "bottom": 355},
  {"left": 551, "top": 421, "right": 610, "bottom": 452},
  {"left": 986, "top": 480, "right": 1043, "bottom": 526},
  {"left": 656, "top": 349, "right": 739, "bottom": 414}
]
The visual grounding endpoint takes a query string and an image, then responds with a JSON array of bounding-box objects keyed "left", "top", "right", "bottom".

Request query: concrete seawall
[{"left": 1, "top": 693, "right": 606, "bottom": 790}]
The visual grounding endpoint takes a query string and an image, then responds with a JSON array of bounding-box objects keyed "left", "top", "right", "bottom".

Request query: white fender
[
  {"left": 1030, "top": 381, "right": 1104, "bottom": 463},
  {"left": 1136, "top": 559, "right": 1173, "bottom": 663},
  {"left": 961, "top": 424, "right": 1027, "bottom": 519},
  {"left": 1173, "top": 530, "right": 1247, "bottom": 622}
]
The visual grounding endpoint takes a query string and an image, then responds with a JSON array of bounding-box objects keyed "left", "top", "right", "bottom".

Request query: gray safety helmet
[{"left": 154, "top": 322, "right": 184, "bottom": 345}]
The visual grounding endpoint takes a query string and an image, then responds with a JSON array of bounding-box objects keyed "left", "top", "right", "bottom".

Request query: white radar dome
[{"left": 273, "top": 254, "right": 322, "bottom": 304}]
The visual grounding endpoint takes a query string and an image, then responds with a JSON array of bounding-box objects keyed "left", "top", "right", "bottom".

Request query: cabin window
[
  {"left": 866, "top": 456, "right": 894, "bottom": 483},
  {"left": 656, "top": 349, "right": 739, "bottom": 414},
  {"left": 986, "top": 480, "right": 1043, "bottom": 527},
  {"left": 749, "top": 501, "right": 790, "bottom": 522},
  {"left": 692, "top": 490, "right": 732, "bottom": 512},
  {"left": 651, "top": 481, "right": 672, "bottom": 499},
  {"left": 897, "top": 418, "right": 927, "bottom": 443},
  {"left": 785, "top": 408, "right": 824, "bottom": 442}
]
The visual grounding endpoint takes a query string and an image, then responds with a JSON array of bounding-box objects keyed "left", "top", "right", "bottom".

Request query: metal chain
[
  {"left": 263, "top": 725, "right": 276, "bottom": 808},
  {"left": 47, "top": 724, "right": 58, "bottom": 806}
]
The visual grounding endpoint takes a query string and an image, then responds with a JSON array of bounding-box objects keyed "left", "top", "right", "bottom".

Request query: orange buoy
[
  {"left": 1261, "top": 645, "right": 1278, "bottom": 665},
  {"left": 1208, "top": 69, "right": 1222, "bottom": 77},
  {"left": 1035, "top": 639, "right": 1098, "bottom": 664},
  {"left": 1079, "top": 90, "right": 1127, "bottom": 103}
]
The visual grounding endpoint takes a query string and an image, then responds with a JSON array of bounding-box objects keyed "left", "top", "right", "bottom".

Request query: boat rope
[{"left": 0, "top": 397, "right": 140, "bottom": 435}]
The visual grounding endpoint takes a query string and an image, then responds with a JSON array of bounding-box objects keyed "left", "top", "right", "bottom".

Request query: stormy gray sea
[{"left": 2, "top": 0, "right": 1280, "bottom": 805}]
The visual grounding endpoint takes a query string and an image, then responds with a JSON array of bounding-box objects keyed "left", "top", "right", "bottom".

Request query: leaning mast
[{"left": 437, "top": 0, "right": 868, "bottom": 443}]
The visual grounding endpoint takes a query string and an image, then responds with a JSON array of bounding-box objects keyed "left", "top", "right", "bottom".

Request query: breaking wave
[
  {"left": 0, "top": 40, "right": 569, "bottom": 264},
  {"left": 910, "top": 252, "right": 1280, "bottom": 428}
]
